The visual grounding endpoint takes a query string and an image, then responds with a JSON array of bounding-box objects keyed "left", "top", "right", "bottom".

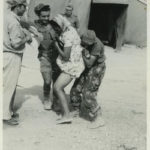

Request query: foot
[
  {"left": 3, "top": 118, "right": 19, "bottom": 126},
  {"left": 88, "top": 116, "right": 105, "bottom": 129},
  {"left": 56, "top": 117, "right": 72, "bottom": 124},
  {"left": 71, "top": 110, "right": 79, "bottom": 118},
  {"left": 43, "top": 100, "right": 52, "bottom": 110}
]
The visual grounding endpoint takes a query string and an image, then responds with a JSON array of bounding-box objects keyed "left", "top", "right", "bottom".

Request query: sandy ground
[{"left": 3, "top": 44, "right": 146, "bottom": 150}]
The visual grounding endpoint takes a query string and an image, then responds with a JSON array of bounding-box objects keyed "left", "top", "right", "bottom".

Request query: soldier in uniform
[
  {"left": 70, "top": 30, "right": 106, "bottom": 128},
  {"left": 34, "top": 3, "right": 61, "bottom": 110},
  {"left": 62, "top": 3, "right": 80, "bottom": 32}
]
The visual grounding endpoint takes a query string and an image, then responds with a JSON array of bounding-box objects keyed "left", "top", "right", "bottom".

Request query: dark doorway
[{"left": 88, "top": 3, "right": 128, "bottom": 49}]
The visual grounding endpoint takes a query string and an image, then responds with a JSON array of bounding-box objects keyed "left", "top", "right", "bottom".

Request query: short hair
[{"left": 34, "top": 4, "right": 50, "bottom": 16}]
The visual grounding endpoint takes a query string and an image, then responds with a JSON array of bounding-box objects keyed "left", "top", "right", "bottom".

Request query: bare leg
[
  {"left": 54, "top": 72, "right": 73, "bottom": 123},
  {"left": 41, "top": 71, "right": 52, "bottom": 110}
]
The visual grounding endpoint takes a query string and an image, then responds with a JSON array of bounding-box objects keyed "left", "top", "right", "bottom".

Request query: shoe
[
  {"left": 3, "top": 118, "right": 19, "bottom": 126},
  {"left": 88, "top": 116, "right": 105, "bottom": 129},
  {"left": 43, "top": 100, "right": 52, "bottom": 110},
  {"left": 56, "top": 117, "right": 72, "bottom": 124},
  {"left": 12, "top": 113, "right": 19, "bottom": 121}
]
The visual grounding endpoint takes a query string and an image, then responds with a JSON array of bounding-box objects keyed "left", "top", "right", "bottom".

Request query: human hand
[
  {"left": 23, "top": 29, "right": 32, "bottom": 43},
  {"left": 82, "top": 49, "right": 90, "bottom": 58}
]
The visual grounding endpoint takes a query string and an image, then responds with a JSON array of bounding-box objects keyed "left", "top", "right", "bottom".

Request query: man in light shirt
[{"left": 3, "top": 0, "right": 32, "bottom": 125}]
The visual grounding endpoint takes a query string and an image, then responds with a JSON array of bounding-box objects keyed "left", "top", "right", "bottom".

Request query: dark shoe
[
  {"left": 3, "top": 118, "right": 19, "bottom": 126},
  {"left": 12, "top": 113, "right": 19, "bottom": 121}
]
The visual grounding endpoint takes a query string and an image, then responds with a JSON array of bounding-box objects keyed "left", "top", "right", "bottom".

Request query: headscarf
[{"left": 52, "top": 14, "right": 71, "bottom": 32}]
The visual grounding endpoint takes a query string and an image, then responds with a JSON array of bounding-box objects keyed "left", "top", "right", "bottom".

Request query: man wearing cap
[
  {"left": 70, "top": 30, "right": 106, "bottom": 128},
  {"left": 34, "top": 3, "right": 61, "bottom": 110},
  {"left": 3, "top": 0, "right": 32, "bottom": 125},
  {"left": 62, "top": 3, "right": 80, "bottom": 32}
]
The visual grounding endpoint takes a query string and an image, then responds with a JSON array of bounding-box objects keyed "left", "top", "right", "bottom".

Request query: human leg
[
  {"left": 54, "top": 72, "right": 73, "bottom": 123},
  {"left": 40, "top": 58, "right": 52, "bottom": 110},
  {"left": 70, "top": 73, "right": 85, "bottom": 114},
  {"left": 3, "top": 52, "right": 22, "bottom": 125},
  {"left": 80, "top": 64, "right": 106, "bottom": 126}
]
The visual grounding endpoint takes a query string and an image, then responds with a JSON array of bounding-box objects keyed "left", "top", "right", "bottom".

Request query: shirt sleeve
[
  {"left": 8, "top": 21, "right": 25, "bottom": 49},
  {"left": 91, "top": 39, "right": 104, "bottom": 57},
  {"left": 62, "top": 29, "right": 74, "bottom": 47}
]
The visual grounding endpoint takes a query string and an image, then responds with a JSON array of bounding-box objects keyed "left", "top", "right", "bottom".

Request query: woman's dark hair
[{"left": 49, "top": 20, "right": 61, "bottom": 29}]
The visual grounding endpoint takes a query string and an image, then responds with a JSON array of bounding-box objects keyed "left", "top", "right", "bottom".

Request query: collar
[{"left": 11, "top": 11, "right": 21, "bottom": 22}]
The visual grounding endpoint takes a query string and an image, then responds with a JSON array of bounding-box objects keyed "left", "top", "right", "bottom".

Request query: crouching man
[{"left": 70, "top": 30, "right": 106, "bottom": 128}]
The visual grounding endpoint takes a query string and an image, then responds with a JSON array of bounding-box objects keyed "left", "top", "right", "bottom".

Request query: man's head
[
  {"left": 81, "top": 30, "right": 97, "bottom": 49},
  {"left": 34, "top": 3, "right": 50, "bottom": 25},
  {"left": 65, "top": 4, "right": 73, "bottom": 17},
  {"left": 7, "top": 0, "right": 27, "bottom": 16}
]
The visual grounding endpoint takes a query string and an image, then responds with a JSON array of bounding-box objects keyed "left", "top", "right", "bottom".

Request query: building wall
[
  {"left": 28, "top": 0, "right": 91, "bottom": 35},
  {"left": 5, "top": 0, "right": 145, "bottom": 47},
  {"left": 125, "top": 0, "right": 147, "bottom": 47}
]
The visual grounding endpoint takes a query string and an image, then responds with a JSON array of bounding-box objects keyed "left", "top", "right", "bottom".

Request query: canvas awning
[{"left": 92, "top": 0, "right": 129, "bottom": 4}]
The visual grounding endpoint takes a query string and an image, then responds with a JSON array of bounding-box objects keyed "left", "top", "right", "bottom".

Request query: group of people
[{"left": 3, "top": 0, "right": 106, "bottom": 128}]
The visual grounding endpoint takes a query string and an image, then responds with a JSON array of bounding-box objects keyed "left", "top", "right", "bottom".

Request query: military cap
[
  {"left": 7, "top": 0, "right": 27, "bottom": 8},
  {"left": 81, "top": 30, "right": 97, "bottom": 45},
  {"left": 34, "top": 3, "right": 50, "bottom": 16}
]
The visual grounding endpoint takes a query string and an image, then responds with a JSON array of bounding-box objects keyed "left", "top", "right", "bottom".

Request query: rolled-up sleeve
[
  {"left": 8, "top": 21, "right": 25, "bottom": 49},
  {"left": 63, "top": 30, "right": 73, "bottom": 47}
]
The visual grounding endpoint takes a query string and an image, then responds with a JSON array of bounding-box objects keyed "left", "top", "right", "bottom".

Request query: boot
[{"left": 43, "top": 94, "right": 52, "bottom": 110}]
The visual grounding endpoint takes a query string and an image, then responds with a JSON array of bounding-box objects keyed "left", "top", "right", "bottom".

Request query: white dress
[{"left": 56, "top": 26, "right": 85, "bottom": 78}]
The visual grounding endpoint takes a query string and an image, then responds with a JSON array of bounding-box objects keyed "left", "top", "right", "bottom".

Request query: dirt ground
[{"left": 3, "top": 44, "right": 146, "bottom": 150}]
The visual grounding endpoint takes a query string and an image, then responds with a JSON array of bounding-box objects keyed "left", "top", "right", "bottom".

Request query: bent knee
[{"left": 54, "top": 84, "right": 61, "bottom": 93}]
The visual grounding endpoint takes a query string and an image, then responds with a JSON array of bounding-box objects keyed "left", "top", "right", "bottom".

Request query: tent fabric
[{"left": 92, "top": 0, "right": 129, "bottom": 4}]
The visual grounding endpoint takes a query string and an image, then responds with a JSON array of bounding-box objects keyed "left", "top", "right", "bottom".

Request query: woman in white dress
[{"left": 50, "top": 14, "right": 85, "bottom": 124}]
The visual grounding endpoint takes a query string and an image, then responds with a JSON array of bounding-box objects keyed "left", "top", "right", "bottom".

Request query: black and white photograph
[{"left": 1, "top": 0, "right": 149, "bottom": 150}]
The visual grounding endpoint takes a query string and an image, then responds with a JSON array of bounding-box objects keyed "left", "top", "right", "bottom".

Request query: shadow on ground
[{"left": 13, "top": 85, "right": 43, "bottom": 111}]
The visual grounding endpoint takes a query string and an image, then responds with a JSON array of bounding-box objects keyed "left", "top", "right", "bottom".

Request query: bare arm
[{"left": 55, "top": 41, "right": 71, "bottom": 61}]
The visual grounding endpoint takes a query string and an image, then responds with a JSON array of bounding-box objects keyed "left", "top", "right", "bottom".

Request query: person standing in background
[{"left": 62, "top": 3, "right": 80, "bottom": 32}]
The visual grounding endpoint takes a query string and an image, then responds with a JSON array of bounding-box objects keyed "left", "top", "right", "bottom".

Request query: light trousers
[{"left": 3, "top": 52, "right": 22, "bottom": 120}]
